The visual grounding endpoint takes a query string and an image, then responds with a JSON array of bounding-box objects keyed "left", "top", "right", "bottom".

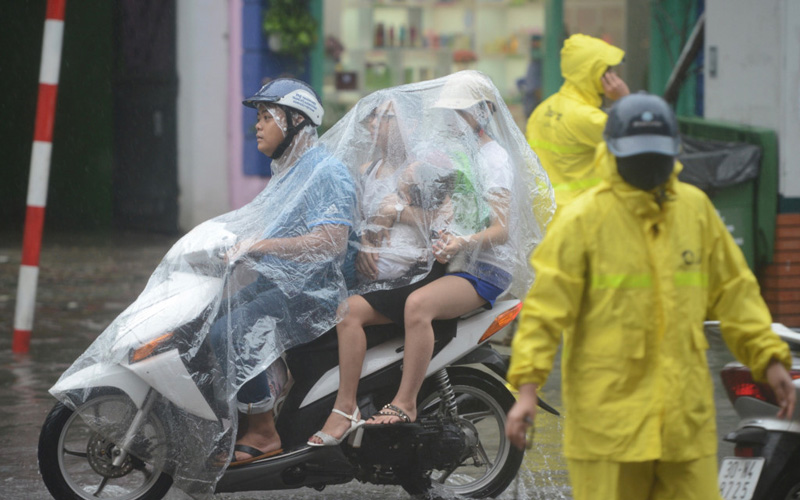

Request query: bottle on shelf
[{"left": 375, "top": 22, "right": 385, "bottom": 48}]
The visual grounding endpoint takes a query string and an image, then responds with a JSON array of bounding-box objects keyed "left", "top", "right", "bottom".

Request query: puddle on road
[
  {"left": 508, "top": 412, "right": 571, "bottom": 500},
  {"left": 0, "top": 233, "right": 177, "bottom": 500}
]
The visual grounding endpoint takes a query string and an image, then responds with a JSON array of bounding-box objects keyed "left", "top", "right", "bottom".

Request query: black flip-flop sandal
[{"left": 229, "top": 444, "right": 283, "bottom": 467}]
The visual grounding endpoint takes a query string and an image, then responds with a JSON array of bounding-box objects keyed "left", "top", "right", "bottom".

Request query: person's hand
[
  {"left": 432, "top": 233, "right": 472, "bottom": 264},
  {"left": 225, "top": 236, "right": 259, "bottom": 265},
  {"left": 355, "top": 238, "right": 380, "bottom": 280},
  {"left": 766, "top": 359, "right": 797, "bottom": 419},
  {"left": 364, "top": 221, "right": 392, "bottom": 252},
  {"left": 364, "top": 197, "right": 401, "bottom": 249},
  {"left": 506, "top": 384, "right": 538, "bottom": 450},
  {"left": 373, "top": 194, "right": 403, "bottom": 229},
  {"left": 601, "top": 70, "right": 630, "bottom": 101}
]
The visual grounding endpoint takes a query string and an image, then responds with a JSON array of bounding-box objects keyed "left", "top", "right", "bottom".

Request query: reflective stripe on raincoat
[
  {"left": 507, "top": 144, "right": 792, "bottom": 462},
  {"left": 525, "top": 34, "right": 624, "bottom": 207}
]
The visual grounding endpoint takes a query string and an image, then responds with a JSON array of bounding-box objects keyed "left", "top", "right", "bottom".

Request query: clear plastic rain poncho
[
  {"left": 321, "top": 70, "right": 555, "bottom": 299},
  {"left": 49, "top": 70, "right": 554, "bottom": 498}
]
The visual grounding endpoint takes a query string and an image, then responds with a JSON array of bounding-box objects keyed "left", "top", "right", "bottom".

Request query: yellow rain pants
[{"left": 568, "top": 454, "right": 723, "bottom": 500}]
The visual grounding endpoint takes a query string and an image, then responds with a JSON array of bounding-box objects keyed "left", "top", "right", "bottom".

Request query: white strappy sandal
[{"left": 307, "top": 408, "right": 364, "bottom": 447}]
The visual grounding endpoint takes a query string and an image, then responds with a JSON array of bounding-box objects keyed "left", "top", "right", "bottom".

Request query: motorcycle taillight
[
  {"left": 720, "top": 365, "right": 800, "bottom": 406},
  {"left": 720, "top": 366, "right": 776, "bottom": 405}
]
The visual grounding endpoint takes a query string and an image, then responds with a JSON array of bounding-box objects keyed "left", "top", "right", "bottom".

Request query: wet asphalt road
[{"left": 0, "top": 231, "right": 739, "bottom": 499}]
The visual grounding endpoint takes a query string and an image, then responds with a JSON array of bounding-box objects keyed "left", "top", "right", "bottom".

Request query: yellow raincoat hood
[
  {"left": 561, "top": 34, "right": 625, "bottom": 107},
  {"left": 525, "top": 35, "right": 625, "bottom": 207}
]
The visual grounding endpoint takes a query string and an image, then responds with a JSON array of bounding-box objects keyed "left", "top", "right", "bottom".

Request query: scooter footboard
[{"left": 216, "top": 446, "right": 354, "bottom": 492}]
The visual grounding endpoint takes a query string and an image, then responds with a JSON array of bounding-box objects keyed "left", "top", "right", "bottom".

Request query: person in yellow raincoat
[
  {"left": 506, "top": 93, "right": 796, "bottom": 500},
  {"left": 526, "top": 34, "right": 630, "bottom": 208}
]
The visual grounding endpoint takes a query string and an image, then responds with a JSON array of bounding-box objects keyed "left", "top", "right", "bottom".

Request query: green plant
[{"left": 263, "top": 0, "right": 318, "bottom": 62}]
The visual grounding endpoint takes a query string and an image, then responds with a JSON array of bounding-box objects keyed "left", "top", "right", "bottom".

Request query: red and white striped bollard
[{"left": 13, "top": 0, "right": 67, "bottom": 353}]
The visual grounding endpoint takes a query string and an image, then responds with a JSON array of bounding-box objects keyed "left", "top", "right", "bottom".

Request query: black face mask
[{"left": 616, "top": 153, "right": 674, "bottom": 191}]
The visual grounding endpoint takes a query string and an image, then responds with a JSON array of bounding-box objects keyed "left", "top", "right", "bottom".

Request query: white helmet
[
  {"left": 243, "top": 78, "right": 324, "bottom": 159},
  {"left": 432, "top": 71, "right": 498, "bottom": 112},
  {"left": 243, "top": 78, "right": 324, "bottom": 127}
]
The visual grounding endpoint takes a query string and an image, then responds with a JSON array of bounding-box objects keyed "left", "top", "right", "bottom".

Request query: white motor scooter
[{"left": 37, "top": 222, "right": 559, "bottom": 500}]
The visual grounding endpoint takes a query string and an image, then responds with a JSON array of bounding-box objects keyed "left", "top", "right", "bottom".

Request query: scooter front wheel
[{"left": 38, "top": 392, "right": 173, "bottom": 500}]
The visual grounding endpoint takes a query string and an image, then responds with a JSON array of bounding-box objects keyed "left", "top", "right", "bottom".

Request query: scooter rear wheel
[
  {"left": 768, "top": 456, "right": 800, "bottom": 500},
  {"left": 38, "top": 393, "right": 173, "bottom": 500},
  {"left": 400, "top": 367, "right": 523, "bottom": 498}
]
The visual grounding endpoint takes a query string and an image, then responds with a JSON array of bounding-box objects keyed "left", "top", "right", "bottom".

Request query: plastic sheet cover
[
  {"left": 678, "top": 135, "right": 762, "bottom": 194},
  {"left": 321, "top": 70, "right": 554, "bottom": 300},
  {"left": 49, "top": 70, "right": 554, "bottom": 498}
]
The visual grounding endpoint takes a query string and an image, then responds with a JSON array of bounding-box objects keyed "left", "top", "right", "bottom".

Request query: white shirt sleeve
[{"left": 480, "top": 141, "right": 514, "bottom": 193}]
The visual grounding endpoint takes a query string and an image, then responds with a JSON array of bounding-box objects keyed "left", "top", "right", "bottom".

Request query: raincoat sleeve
[
  {"left": 705, "top": 196, "right": 792, "bottom": 381},
  {"left": 507, "top": 208, "right": 587, "bottom": 389}
]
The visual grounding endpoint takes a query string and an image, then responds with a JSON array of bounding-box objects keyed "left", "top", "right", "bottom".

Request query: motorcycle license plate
[{"left": 718, "top": 457, "right": 764, "bottom": 500}]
